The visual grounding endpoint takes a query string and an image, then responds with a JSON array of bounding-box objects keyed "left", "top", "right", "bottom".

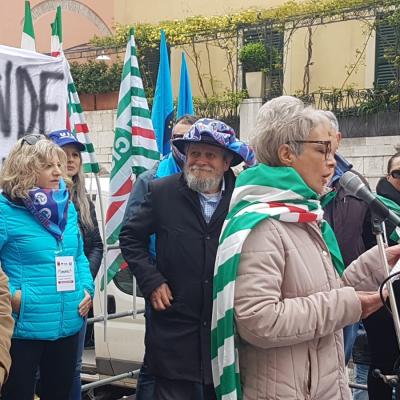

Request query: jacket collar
[
  {"left": 0, "top": 192, "right": 25, "bottom": 208},
  {"left": 330, "top": 153, "right": 352, "bottom": 186},
  {"left": 178, "top": 169, "right": 236, "bottom": 226}
]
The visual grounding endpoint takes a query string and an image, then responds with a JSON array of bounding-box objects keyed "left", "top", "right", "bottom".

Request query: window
[
  {"left": 375, "top": 15, "right": 400, "bottom": 87},
  {"left": 241, "top": 24, "right": 284, "bottom": 98},
  {"left": 113, "top": 267, "right": 144, "bottom": 297}
]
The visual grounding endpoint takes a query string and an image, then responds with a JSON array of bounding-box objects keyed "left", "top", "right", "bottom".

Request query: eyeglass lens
[{"left": 292, "top": 140, "right": 332, "bottom": 160}]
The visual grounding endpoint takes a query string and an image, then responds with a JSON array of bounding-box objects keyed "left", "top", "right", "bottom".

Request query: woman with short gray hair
[{"left": 212, "top": 96, "right": 400, "bottom": 400}]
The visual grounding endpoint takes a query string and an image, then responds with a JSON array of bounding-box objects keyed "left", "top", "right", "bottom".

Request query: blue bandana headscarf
[
  {"left": 173, "top": 118, "right": 257, "bottom": 167},
  {"left": 23, "top": 178, "right": 70, "bottom": 241}
]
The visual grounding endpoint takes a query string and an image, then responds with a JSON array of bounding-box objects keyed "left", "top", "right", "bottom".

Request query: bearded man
[{"left": 119, "top": 118, "right": 255, "bottom": 400}]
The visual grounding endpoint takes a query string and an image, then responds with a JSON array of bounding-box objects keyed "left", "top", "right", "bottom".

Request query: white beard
[{"left": 184, "top": 165, "right": 223, "bottom": 193}]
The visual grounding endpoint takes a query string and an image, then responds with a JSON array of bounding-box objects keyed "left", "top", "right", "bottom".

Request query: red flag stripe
[
  {"left": 132, "top": 126, "right": 156, "bottom": 140},
  {"left": 74, "top": 123, "right": 89, "bottom": 133},
  {"left": 106, "top": 200, "right": 125, "bottom": 223},
  {"left": 66, "top": 111, "right": 71, "bottom": 131},
  {"left": 113, "top": 178, "right": 133, "bottom": 197},
  {"left": 268, "top": 202, "right": 317, "bottom": 223}
]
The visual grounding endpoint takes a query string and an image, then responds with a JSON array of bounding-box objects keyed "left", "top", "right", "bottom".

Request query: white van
[{"left": 83, "top": 177, "right": 145, "bottom": 389}]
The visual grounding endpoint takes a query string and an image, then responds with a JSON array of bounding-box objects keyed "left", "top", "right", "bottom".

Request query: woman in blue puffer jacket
[{"left": 0, "top": 134, "right": 94, "bottom": 400}]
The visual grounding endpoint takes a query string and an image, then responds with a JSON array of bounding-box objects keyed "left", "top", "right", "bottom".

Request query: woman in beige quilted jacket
[
  {"left": 233, "top": 97, "right": 400, "bottom": 400},
  {"left": 0, "top": 266, "right": 13, "bottom": 389}
]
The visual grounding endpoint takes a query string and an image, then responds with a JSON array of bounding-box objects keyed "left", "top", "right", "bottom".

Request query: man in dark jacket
[
  {"left": 124, "top": 114, "right": 197, "bottom": 224},
  {"left": 322, "top": 111, "right": 375, "bottom": 400},
  {"left": 123, "top": 115, "right": 197, "bottom": 400},
  {"left": 119, "top": 118, "right": 255, "bottom": 400}
]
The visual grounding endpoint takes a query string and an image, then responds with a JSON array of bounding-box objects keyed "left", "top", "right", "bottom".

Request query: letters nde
[{"left": 0, "top": 61, "right": 64, "bottom": 137}]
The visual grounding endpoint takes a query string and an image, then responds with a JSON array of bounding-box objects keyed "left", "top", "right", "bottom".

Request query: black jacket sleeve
[
  {"left": 122, "top": 164, "right": 158, "bottom": 221},
  {"left": 83, "top": 201, "right": 104, "bottom": 279},
  {"left": 119, "top": 188, "right": 167, "bottom": 298}
]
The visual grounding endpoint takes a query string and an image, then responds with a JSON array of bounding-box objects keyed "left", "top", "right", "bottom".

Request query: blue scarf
[
  {"left": 330, "top": 153, "right": 352, "bottom": 185},
  {"left": 23, "top": 179, "right": 70, "bottom": 241}
]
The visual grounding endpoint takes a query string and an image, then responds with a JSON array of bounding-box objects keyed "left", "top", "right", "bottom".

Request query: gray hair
[
  {"left": 253, "top": 96, "right": 330, "bottom": 165},
  {"left": 321, "top": 110, "right": 339, "bottom": 132}
]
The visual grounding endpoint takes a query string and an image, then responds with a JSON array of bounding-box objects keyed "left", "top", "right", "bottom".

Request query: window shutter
[{"left": 375, "top": 16, "right": 399, "bottom": 87}]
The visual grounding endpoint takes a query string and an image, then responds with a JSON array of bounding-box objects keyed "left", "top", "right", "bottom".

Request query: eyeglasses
[
  {"left": 288, "top": 140, "right": 332, "bottom": 160},
  {"left": 21, "top": 134, "right": 47, "bottom": 146},
  {"left": 171, "top": 134, "right": 185, "bottom": 140},
  {"left": 390, "top": 170, "right": 400, "bottom": 179}
]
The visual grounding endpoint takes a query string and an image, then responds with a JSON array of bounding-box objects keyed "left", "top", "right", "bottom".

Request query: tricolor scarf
[
  {"left": 22, "top": 179, "right": 70, "bottom": 241},
  {"left": 211, "top": 164, "right": 345, "bottom": 400}
]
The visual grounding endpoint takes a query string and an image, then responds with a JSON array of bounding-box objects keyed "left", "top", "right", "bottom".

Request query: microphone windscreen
[{"left": 339, "top": 171, "right": 364, "bottom": 196}]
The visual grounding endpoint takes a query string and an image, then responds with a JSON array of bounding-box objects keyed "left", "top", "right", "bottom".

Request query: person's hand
[
  {"left": 385, "top": 244, "right": 400, "bottom": 267},
  {"left": 356, "top": 291, "right": 385, "bottom": 319},
  {"left": 150, "top": 283, "right": 173, "bottom": 311},
  {"left": 79, "top": 290, "right": 92, "bottom": 317},
  {"left": 11, "top": 290, "right": 21, "bottom": 314}
]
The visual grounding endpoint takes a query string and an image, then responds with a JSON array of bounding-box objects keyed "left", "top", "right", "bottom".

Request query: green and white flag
[
  {"left": 21, "top": 1, "right": 36, "bottom": 52},
  {"left": 50, "top": 6, "right": 99, "bottom": 173},
  {"left": 51, "top": 5, "right": 62, "bottom": 57},
  {"left": 105, "top": 28, "right": 160, "bottom": 285},
  {"left": 211, "top": 164, "right": 345, "bottom": 400},
  {"left": 67, "top": 78, "right": 100, "bottom": 173}
]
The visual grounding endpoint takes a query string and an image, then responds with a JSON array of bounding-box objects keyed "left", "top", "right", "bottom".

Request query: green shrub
[
  {"left": 70, "top": 60, "right": 123, "bottom": 94},
  {"left": 238, "top": 42, "right": 268, "bottom": 73}
]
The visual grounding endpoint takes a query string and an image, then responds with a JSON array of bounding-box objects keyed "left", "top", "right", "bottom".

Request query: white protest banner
[{"left": 0, "top": 45, "right": 69, "bottom": 163}]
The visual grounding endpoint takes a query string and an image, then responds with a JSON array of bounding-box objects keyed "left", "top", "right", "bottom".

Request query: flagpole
[
  {"left": 50, "top": 5, "right": 108, "bottom": 340},
  {"left": 94, "top": 173, "right": 108, "bottom": 341}
]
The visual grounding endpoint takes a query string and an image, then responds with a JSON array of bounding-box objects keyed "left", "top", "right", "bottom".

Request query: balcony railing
[
  {"left": 296, "top": 88, "right": 400, "bottom": 116},
  {"left": 294, "top": 88, "right": 400, "bottom": 138}
]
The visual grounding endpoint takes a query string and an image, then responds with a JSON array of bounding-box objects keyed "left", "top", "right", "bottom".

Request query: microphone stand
[{"left": 370, "top": 214, "right": 400, "bottom": 389}]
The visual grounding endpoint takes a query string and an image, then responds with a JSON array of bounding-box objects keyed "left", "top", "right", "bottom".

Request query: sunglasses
[
  {"left": 289, "top": 140, "right": 332, "bottom": 160},
  {"left": 390, "top": 170, "right": 400, "bottom": 179},
  {"left": 171, "top": 133, "right": 185, "bottom": 140},
  {"left": 21, "top": 134, "right": 47, "bottom": 146}
]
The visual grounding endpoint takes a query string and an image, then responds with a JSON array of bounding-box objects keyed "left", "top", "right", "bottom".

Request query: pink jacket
[{"left": 234, "top": 219, "right": 385, "bottom": 400}]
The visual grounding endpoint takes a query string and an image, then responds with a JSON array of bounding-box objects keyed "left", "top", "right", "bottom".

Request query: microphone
[{"left": 339, "top": 171, "right": 400, "bottom": 227}]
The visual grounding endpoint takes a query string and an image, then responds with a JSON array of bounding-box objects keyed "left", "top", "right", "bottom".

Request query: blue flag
[
  {"left": 177, "top": 52, "right": 194, "bottom": 119},
  {"left": 151, "top": 30, "right": 174, "bottom": 156}
]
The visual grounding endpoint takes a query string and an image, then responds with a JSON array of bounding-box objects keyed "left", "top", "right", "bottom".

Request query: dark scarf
[
  {"left": 376, "top": 177, "right": 400, "bottom": 244},
  {"left": 22, "top": 179, "right": 70, "bottom": 241},
  {"left": 376, "top": 177, "right": 400, "bottom": 205}
]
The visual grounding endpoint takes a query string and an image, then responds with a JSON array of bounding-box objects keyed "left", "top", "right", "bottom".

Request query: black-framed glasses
[
  {"left": 288, "top": 140, "right": 332, "bottom": 160},
  {"left": 21, "top": 134, "right": 47, "bottom": 146},
  {"left": 390, "top": 170, "right": 400, "bottom": 179}
]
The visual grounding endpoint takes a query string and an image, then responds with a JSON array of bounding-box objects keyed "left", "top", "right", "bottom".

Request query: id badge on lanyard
[{"left": 55, "top": 256, "right": 76, "bottom": 292}]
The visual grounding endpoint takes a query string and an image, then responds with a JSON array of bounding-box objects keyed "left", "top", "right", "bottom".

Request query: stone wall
[
  {"left": 86, "top": 109, "right": 400, "bottom": 191},
  {"left": 340, "top": 136, "right": 400, "bottom": 190},
  {"left": 85, "top": 110, "right": 117, "bottom": 174}
]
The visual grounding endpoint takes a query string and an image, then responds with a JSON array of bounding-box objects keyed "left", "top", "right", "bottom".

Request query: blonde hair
[
  {"left": 70, "top": 156, "right": 94, "bottom": 230},
  {"left": 0, "top": 137, "right": 69, "bottom": 199}
]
